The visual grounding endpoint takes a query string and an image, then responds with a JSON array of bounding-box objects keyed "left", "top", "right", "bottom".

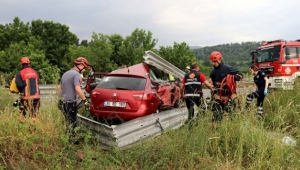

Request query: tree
[
  {"left": 0, "top": 38, "right": 57, "bottom": 84},
  {"left": 80, "top": 40, "right": 88, "bottom": 47},
  {"left": 108, "top": 34, "right": 124, "bottom": 66},
  {"left": 118, "top": 29, "right": 157, "bottom": 66},
  {"left": 159, "top": 42, "right": 197, "bottom": 71},
  {"left": 0, "top": 17, "right": 31, "bottom": 51},
  {"left": 67, "top": 33, "right": 117, "bottom": 73},
  {"left": 30, "top": 20, "right": 78, "bottom": 70}
]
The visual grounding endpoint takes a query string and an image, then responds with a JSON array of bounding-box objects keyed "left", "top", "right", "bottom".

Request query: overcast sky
[{"left": 1, "top": 0, "right": 300, "bottom": 47}]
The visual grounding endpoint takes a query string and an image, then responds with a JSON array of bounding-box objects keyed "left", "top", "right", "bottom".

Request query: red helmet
[
  {"left": 21, "top": 57, "right": 30, "bottom": 64},
  {"left": 74, "top": 57, "right": 89, "bottom": 68},
  {"left": 210, "top": 51, "right": 222, "bottom": 61}
]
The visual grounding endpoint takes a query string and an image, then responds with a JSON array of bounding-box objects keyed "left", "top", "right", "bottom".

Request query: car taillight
[
  {"left": 92, "top": 91, "right": 100, "bottom": 98},
  {"left": 132, "top": 93, "right": 153, "bottom": 101}
]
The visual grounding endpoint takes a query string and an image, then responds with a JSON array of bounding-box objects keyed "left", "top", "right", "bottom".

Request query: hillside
[
  {"left": 189, "top": 46, "right": 202, "bottom": 50},
  {"left": 191, "top": 41, "right": 262, "bottom": 74}
]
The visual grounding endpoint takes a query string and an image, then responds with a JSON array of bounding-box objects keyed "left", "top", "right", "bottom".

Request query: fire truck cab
[{"left": 251, "top": 39, "right": 300, "bottom": 90}]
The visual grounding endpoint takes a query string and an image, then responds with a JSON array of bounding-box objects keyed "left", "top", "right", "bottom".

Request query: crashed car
[{"left": 89, "top": 63, "right": 182, "bottom": 121}]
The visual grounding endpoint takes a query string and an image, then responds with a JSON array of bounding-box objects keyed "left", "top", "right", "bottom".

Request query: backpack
[{"left": 9, "top": 78, "right": 19, "bottom": 93}]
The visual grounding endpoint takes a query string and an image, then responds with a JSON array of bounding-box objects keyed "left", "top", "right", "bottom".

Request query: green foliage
[
  {"left": 118, "top": 28, "right": 157, "bottom": 66},
  {"left": 39, "top": 65, "right": 60, "bottom": 84},
  {"left": 109, "top": 34, "right": 124, "bottom": 66},
  {"left": 88, "top": 33, "right": 116, "bottom": 71},
  {"left": 192, "top": 42, "right": 261, "bottom": 76},
  {"left": 66, "top": 33, "right": 118, "bottom": 73},
  {"left": 193, "top": 42, "right": 261, "bottom": 63},
  {"left": 159, "top": 42, "right": 197, "bottom": 71},
  {"left": 30, "top": 19, "right": 78, "bottom": 68},
  {"left": 66, "top": 28, "right": 158, "bottom": 75},
  {"left": 0, "top": 17, "right": 75, "bottom": 84},
  {"left": 0, "top": 17, "right": 31, "bottom": 50},
  {"left": 0, "top": 17, "right": 265, "bottom": 85}
]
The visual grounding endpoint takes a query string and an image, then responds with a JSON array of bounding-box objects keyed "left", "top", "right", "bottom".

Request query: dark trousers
[
  {"left": 246, "top": 90, "right": 265, "bottom": 117},
  {"left": 185, "top": 96, "right": 201, "bottom": 120},
  {"left": 62, "top": 102, "right": 78, "bottom": 137},
  {"left": 246, "top": 90, "right": 265, "bottom": 107},
  {"left": 20, "top": 99, "right": 40, "bottom": 117}
]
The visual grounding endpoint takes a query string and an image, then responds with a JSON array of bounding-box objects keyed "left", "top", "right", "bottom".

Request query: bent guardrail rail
[
  {"left": 77, "top": 107, "right": 189, "bottom": 150},
  {"left": 143, "top": 50, "right": 186, "bottom": 80}
]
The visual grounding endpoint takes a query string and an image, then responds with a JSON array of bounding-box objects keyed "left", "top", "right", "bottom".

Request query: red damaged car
[{"left": 89, "top": 63, "right": 181, "bottom": 121}]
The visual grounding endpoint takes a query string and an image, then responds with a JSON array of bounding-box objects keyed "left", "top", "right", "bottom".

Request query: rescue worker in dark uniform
[
  {"left": 245, "top": 64, "right": 269, "bottom": 118},
  {"left": 180, "top": 63, "right": 213, "bottom": 121},
  {"left": 15, "top": 56, "right": 40, "bottom": 122},
  {"left": 209, "top": 51, "right": 243, "bottom": 122}
]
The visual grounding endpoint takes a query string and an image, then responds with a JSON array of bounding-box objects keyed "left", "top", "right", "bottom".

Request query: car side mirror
[{"left": 285, "top": 47, "right": 290, "bottom": 55}]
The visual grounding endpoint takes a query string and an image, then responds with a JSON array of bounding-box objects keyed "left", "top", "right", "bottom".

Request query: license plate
[{"left": 104, "top": 101, "right": 126, "bottom": 108}]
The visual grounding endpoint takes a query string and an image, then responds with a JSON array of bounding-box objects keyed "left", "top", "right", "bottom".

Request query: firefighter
[
  {"left": 59, "top": 57, "right": 90, "bottom": 142},
  {"left": 14, "top": 56, "right": 41, "bottom": 122},
  {"left": 180, "top": 63, "right": 213, "bottom": 121},
  {"left": 245, "top": 64, "right": 269, "bottom": 118},
  {"left": 209, "top": 51, "right": 243, "bottom": 122}
]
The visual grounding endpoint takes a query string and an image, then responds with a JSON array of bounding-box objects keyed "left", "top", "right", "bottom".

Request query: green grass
[{"left": 0, "top": 87, "right": 300, "bottom": 169}]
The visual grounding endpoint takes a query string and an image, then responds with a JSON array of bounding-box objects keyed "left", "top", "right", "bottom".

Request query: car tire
[{"left": 173, "top": 99, "right": 180, "bottom": 108}]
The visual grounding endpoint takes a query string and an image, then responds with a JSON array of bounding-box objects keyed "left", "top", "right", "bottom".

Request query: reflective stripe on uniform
[
  {"left": 257, "top": 107, "right": 263, "bottom": 114},
  {"left": 184, "top": 93, "right": 201, "bottom": 97},
  {"left": 185, "top": 82, "right": 201, "bottom": 85},
  {"left": 21, "top": 94, "right": 40, "bottom": 100},
  {"left": 246, "top": 96, "right": 252, "bottom": 104}
]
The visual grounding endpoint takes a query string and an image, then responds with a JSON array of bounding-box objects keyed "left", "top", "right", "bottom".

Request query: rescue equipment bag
[{"left": 9, "top": 78, "right": 19, "bottom": 93}]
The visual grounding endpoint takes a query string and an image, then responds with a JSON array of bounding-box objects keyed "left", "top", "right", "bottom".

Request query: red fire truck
[{"left": 251, "top": 39, "right": 300, "bottom": 90}]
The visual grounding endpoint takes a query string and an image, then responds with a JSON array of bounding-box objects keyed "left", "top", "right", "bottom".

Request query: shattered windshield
[{"left": 256, "top": 45, "right": 281, "bottom": 63}]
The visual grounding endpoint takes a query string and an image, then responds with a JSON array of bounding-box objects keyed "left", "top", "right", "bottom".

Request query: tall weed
[{"left": 0, "top": 87, "right": 299, "bottom": 169}]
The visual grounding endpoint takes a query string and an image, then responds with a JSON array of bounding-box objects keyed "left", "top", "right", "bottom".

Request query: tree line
[
  {"left": 192, "top": 42, "right": 262, "bottom": 73},
  {"left": 0, "top": 17, "right": 262, "bottom": 84},
  {"left": 0, "top": 17, "right": 197, "bottom": 84}
]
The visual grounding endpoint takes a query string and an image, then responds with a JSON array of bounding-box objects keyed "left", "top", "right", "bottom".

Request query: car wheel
[{"left": 173, "top": 99, "right": 180, "bottom": 108}]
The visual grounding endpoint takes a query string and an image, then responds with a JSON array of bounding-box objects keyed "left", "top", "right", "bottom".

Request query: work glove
[
  {"left": 264, "top": 89, "right": 268, "bottom": 96},
  {"left": 211, "top": 87, "right": 218, "bottom": 94},
  {"left": 84, "top": 99, "right": 90, "bottom": 111}
]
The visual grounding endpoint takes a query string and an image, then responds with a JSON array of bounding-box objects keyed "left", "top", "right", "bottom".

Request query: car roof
[{"left": 108, "top": 63, "right": 149, "bottom": 77}]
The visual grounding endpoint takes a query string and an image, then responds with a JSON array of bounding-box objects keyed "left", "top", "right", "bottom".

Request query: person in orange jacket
[{"left": 14, "top": 56, "right": 41, "bottom": 122}]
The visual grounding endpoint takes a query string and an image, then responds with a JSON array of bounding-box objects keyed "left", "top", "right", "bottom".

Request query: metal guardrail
[
  {"left": 77, "top": 107, "right": 190, "bottom": 150},
  {"left": 143, "top": 50, "right": 186, "bottom": 79},
  {"left": 39, "top": 85, "right": 59, "bottom": 95},
  {"left": 39, "top": 84, "right": 86, "bottom": 95}
]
